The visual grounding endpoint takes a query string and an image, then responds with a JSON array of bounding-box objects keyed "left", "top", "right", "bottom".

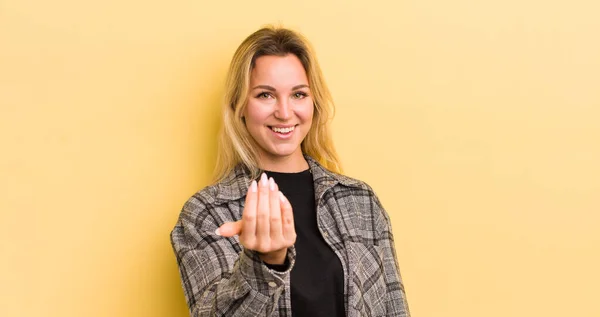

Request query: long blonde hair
[{"left": 212, "top": 26, "right": 342, "bottom": 183}]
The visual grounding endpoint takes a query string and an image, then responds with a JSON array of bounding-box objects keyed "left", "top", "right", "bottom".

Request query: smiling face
[{"left": 243, "top": 54, "right": 314, "bottom": 171}]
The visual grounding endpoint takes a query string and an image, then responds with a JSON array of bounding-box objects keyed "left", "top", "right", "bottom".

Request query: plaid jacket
[{"left": 170, "top": 155, "right": 410, "bottom": 316}]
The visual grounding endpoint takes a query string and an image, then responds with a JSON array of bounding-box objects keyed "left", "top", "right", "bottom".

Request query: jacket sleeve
[
  {"left": 170, "top": 194, "right": 295, "bottom": 317},
  {"left": 372, "top": 192, "right": 411, "bottom": 317}
]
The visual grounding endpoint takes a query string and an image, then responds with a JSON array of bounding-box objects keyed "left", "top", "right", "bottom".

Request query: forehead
[{"left": 250, "top": 54, "right": 308, "bottom": 87}]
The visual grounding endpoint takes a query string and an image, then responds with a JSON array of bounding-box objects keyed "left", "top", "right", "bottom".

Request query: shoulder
[
  {"left": 326, "top": 172, "right": 395, "bottom": 244},
  {"left": 178, "top": 166, "right": 250, "bottom": 224},
  {"left": 324, "top": 170, "right": 389, "bottom": 222},
  {"left": 176, "top": 184, "right": 222, "bottom": 228},
  {"left": 186, "top": 163, "right": 252, "bottom": 208},
  {"left": 333, "top": 172, "right": 374, "bottom": 191},
  {"left": 325, "top": 169, "right": 379, "bottom": 199},
  {"left": 327, "top": 170, "right": 389, "bottom": 213},
  {"left": 305, "top": 154, "right": 374, "bottom": 192},
  {"left": 183, "top": 184, "right": 219, "bottom": 212}
]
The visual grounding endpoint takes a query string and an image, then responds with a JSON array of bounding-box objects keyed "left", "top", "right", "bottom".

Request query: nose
[{"left": 274, "top": 98, "right": 291, "bottom": 120}]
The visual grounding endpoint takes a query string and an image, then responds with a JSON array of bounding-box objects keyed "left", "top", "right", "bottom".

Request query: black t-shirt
[{"left": 264, "top": 169, "right": 345, "bottom": 317}]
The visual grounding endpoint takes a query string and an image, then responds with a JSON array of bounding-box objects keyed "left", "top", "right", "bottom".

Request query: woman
[{"left": 171, "top": 26, "right": 410, "bottom": 317}]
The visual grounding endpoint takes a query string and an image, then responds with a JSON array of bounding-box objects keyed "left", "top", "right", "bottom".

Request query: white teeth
[{"left": 271, "top": 126, "right": 295, "bottom": 133}]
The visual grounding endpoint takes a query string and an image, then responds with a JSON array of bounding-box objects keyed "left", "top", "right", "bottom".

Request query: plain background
[{"left": 1, "top": 0, "right": 599, "bottom": 316}]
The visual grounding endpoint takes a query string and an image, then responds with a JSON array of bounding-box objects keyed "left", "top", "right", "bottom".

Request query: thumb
[{"left": 216, "top": 220, "right": 242, "bottom": 237}]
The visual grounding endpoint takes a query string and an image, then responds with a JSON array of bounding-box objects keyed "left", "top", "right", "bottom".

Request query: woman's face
[{"left": 243, "top": 54, "right": 314, "bottom": 167}]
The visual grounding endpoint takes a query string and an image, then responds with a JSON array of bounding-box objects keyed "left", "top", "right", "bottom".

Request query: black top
[{"left": 264, "top": 169, "right": 345, "bottom": 317}]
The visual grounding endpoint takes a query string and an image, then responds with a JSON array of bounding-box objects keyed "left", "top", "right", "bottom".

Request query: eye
[
  {"left": 256, "top": 92, "right": 273, "bottom": 99},
  {"left": 292, "top": 91, "right": 308, "bottom": 99}
]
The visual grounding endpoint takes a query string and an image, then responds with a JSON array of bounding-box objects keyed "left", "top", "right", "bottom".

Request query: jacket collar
[{"left": 214, "top": 154, "right": 361, "bottom": 203}]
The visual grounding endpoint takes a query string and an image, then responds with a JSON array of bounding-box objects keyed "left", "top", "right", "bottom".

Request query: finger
[
  {"left": 240, "top": 180, "right": 258, "bottom": 244},
  {"left": 216, "top": 220, "right": 242, "bottom": 237},
  {"left": 268, "top": 179, "right": 283, "bottom": 241},
  {"left": 279, "top": 191, "right": 296, "bottom": 243},
  {"left": 255, "top": 173, "right": 270, "bottom": 251}
]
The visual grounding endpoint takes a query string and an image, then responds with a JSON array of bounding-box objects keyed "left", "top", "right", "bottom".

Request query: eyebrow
[{"left": 252, "top": 84, "right": 309, "bottom": 91}]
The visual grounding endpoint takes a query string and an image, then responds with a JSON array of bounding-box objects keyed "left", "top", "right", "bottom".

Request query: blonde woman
[{"left": 171, "top": 26, "right": 410, "bottom": 317}]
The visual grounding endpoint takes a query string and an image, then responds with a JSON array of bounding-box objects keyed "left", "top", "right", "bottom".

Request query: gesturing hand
[{"left": 216, "top": 173, "right": 296, "bottom": 265}]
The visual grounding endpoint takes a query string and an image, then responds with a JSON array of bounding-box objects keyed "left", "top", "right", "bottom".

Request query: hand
[{"left": 216, "top": 173, "right": 296, "bottom": 265}]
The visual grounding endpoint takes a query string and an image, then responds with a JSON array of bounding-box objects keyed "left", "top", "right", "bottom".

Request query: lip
[{"left": 268, "top": 124, "right": 297, "bottom": 129}]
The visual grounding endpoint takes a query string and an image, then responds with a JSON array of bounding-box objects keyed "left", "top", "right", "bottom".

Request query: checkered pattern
[{"left": 170, "top": 155, "right": 410, "bottom": 316}]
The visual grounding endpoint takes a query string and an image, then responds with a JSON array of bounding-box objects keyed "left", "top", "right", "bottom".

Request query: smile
[{"left": 269, "top": 125, "right": 296, "bottom": 134}]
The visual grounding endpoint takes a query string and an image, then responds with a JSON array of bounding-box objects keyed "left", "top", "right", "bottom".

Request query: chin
[{"left": 267, "top": 145, "right": 301, "bottom": 158}]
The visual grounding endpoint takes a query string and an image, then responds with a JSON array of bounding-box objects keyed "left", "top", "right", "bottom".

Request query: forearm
[{"left": 173, "top": 225, "right": 295, "bottom": 316}]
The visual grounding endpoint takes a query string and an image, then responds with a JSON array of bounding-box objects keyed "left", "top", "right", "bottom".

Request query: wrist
[{"left": 258, "top": 248, "right": 288, "bottom": 265}]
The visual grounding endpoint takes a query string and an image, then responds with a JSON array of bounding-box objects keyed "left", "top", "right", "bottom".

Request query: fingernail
[
  {"left": 251, "top": 180, "right": 257, "bottom": 192},
  {"left": 215, "top": 228, "right": 221, "bottom": 236},
  {"left": 260, "top": 173, "right": 268, "bottom": 186},
  {"left": 269, "top": 177, "right": 275, "bottom": 191},
  {"left": 279, "top": 191, "right": 286, "bottom": 203}
]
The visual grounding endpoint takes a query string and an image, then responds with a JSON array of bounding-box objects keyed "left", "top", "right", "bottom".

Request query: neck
[{"left": 259, "top": 151, "right": 309, "bottom": 173}]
